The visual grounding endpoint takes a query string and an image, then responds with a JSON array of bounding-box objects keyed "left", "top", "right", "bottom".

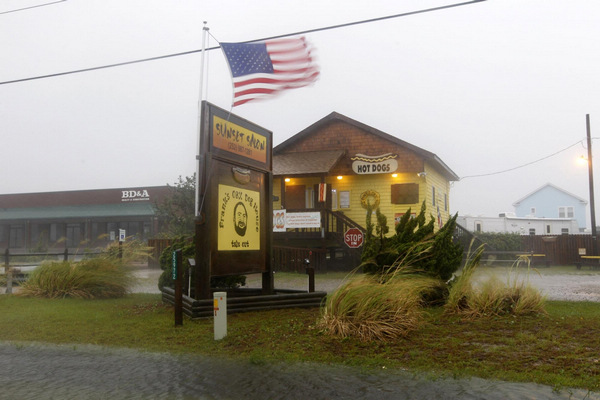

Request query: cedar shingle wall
[{"left": 280, "top": 121, "right": 424, "bottom": 175}]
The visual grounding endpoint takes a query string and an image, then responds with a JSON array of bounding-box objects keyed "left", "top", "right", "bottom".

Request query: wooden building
[{"left": 272, "top": 112, "right": 459, "bottom": 270}]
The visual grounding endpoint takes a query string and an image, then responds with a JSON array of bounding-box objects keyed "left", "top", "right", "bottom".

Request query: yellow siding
[
  {"left": 278, "top": 173, "right": 442, "bottom": 235},
  {"left": 275, "top": 171, "right": 452, "bottom": 235},
  {"left": 424, "top": 162, "right": 452, "bottom": 230}
]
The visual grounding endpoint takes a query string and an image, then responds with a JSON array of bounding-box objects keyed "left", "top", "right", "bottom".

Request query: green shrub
[
  {"left": 157, "top": 237, "right": 246, "bottom": 292},
  {"left": 17, "top": 259, "right": 134, "bottom": 299},
  {"left": 475, "top": 232, "right": 522, "bottom": 252},
  {"left": 360, "top": 201, "right": 463, "bottom": 282},
  {"left": 158, "top": 237, "right": 195, "bottom": 291}
]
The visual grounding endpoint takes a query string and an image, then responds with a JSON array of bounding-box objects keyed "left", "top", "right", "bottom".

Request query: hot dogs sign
[{"left": 351, "top": 153, "right": 398, "bottom": 175}]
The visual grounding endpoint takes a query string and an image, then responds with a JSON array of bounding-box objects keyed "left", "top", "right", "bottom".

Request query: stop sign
[{"left": 344, "top": 228, "right": 364, "bottom": 248}]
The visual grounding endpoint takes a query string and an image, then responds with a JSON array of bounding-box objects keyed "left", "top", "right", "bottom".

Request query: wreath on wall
[{"left": 360, "top": 190, "right": 380, "bottom": 209}]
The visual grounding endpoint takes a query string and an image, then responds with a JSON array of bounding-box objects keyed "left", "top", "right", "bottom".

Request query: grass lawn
[{"left": 0, "top": 293, "right": 599, "bottom": 393}]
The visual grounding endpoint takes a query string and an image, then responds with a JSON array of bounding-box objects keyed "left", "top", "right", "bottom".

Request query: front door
[{"left": 285, "top": 185, "right": 305, "bottom": 209}]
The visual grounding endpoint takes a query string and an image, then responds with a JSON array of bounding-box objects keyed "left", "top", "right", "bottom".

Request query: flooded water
[{"left": 0, "top": 342, "right": 598, "bottom": 400}]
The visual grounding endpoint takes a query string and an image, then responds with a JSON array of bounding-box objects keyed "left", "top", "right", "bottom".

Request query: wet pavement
[{"left": 1, "top": 341, "right": 598, "bottom": 400}]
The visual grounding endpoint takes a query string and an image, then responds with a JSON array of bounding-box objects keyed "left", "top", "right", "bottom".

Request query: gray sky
[{"left": 2, "top": 0, "right": 600, "bottom": 225}]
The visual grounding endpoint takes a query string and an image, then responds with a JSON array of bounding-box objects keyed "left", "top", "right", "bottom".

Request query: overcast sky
[{"left": 2, "top": 0, "right": 600, "bottom": 225}]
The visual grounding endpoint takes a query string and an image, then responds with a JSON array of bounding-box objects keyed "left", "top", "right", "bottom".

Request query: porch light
[
  {"left": 337, "top": 176, "right": 343, "bottom": 180},
  {"left": 391, "top": 173, "right": 398, "bottom": 178},
  {"left": 285, "top": 178, "right": 291, "bottom": 182}
]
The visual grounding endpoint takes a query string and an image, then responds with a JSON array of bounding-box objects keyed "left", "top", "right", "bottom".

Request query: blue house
[{"left": 512, "top": 183, "right": 588, "bottom": 232}]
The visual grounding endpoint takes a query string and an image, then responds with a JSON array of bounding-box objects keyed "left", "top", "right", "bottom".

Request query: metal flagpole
[{"left": 195, "top": 22, "right": 209, "bottom": 217}]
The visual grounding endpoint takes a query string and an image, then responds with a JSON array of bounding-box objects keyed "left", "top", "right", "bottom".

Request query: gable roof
[
  {"left": 274, "top": 112, "right": 459, "bottom": 181},
  {"left": 512, "top": 183, "right": 588, "bottom": 206}
]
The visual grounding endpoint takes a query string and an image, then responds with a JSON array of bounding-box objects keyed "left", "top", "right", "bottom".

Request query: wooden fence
[
  {"left": 454, "top": 229, "right": 600, "bottom": 266},
  {"left": 147, "top": 232, "right": 600, "bottom": 272},
  {"left": 519, "top": 234, "right": 599, "bottom": 266},
  {"left": 161, "top": 287, "right": 326, "bottom": 318}
]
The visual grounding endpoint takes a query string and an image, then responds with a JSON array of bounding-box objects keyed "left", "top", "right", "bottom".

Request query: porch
[{"left": 273, "top": 208, "right": 364, "bottom": 273}]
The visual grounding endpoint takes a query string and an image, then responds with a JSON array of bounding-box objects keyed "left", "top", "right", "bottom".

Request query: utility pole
[{"left": 586, "top": 114, "right": 597, "bottom": 254}]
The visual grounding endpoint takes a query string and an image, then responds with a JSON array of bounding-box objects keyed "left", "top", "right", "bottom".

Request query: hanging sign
[{"left": 273, "top": 210, "right": 286, "bottom": 232}]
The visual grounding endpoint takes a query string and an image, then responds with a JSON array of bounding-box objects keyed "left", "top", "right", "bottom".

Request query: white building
[{"left": 457, "top": 213, "right": 580, "bottom": 235}]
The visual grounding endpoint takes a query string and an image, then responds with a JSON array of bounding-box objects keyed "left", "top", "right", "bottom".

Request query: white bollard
[{"left": 213, "top": 292, "right": 227, "bottom": 340}]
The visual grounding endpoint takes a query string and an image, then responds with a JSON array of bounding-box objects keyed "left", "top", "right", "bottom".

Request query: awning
[{"left": 273, "top": 150, "right": 345, "bottom": 176}]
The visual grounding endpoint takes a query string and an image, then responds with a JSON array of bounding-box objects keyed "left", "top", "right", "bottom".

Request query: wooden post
[
  {"left": 174, "top": 249, "right": 183, "bottom": 326},
  {"left": 63, "top": 248, "right": 68, "bottom": 261},
  {"left": 306, "top": 266, "right": 315, "bottom": 293},
  {"left": 195, "top": 218, "right": 211, "bottom": 300},
  {"left": 4, "top": 249, "right": 12, "bottom": 295}
]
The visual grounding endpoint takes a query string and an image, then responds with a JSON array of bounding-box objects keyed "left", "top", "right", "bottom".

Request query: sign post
[
  {"left": 173, "top": 249, "right": 183, "bottom": 326},
  {"left": 344, "top": 228, "right": 364, "bottom": 248}
]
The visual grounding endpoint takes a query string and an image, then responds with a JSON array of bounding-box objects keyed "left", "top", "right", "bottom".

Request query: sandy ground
[
  {"left": 127, "top": 266, "right": 600, "bottom": 302},
  {"left": 4, "top": 266, "right": 600, "bottom": 302}
]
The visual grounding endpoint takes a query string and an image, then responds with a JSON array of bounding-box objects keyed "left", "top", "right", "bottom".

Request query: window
[
  {"left": 444, "top": 194, "right": 448, "bottom": 211},
  {"left": 531, "top": 207, "right": 536, "bottom": 216},
  {"left": 546, "top": 224, "right": 551, "bottom": 234},
  {"left": 529, "top": 228, "right": 536, "bottom": 235},
  {"left": 561, "top": 228, "right": 569, "bottom": 234},
  {"left": 305, "top": 188, "right": 314, "bottom": 208},
  {"left": 50, "top": 223, "right": 64, "bottom": 242},
  {"left": 339, "top": 191, "right": 350, "bottom": 209},
  {"left": 66, "top": 223, "right": 82, "bottom": 247},
  {"left": 475, "top": 222, "right": 482, "bottom": 232},
  {"left": 9, "top": 225, "right": 24, "bottom": 248},
  {"left": 391, "top": 183, "right": 419, "bottom": 204},
  {"left": 331, "top": 189, "right": 338, "bottom": 210},
  {"left": 31, "top": 224, "right": 50, "bottom": 249},
  {"left": 558, "top": 206, "right": 574, "bottom": 218},
  {"left": 432, "top": 187, "right": 436, "bottom": 206}
]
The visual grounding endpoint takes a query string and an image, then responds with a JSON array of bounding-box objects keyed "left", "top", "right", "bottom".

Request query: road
[{"left": 1, "top": 342, "right": 598, "bottom": 400}]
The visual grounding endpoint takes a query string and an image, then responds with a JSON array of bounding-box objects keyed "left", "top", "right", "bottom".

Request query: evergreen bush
[{"left": 360, "top": 201, "right": 463, "bottom": 282}]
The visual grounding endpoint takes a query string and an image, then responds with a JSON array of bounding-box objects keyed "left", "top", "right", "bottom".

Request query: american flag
[{"left": 220, "top": 36, "right": 319, "bottom": 107}]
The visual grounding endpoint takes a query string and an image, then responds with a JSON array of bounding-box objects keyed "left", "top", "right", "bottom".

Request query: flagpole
[{"left": 195, "top": 22, "right": 209, "bottom": 217}]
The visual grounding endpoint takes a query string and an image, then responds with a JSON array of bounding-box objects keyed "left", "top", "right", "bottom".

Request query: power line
[
  {"left": 460, "top": 140, "right": 586, "bottom": 180},
  {"left": 0, "top": 0, "right": 486, "bottom": 86},
  {"left": 0, "top": 0, "right": 66, "bottom": 15}
]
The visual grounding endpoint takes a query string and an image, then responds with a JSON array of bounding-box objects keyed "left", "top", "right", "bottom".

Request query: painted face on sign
[{"left": 233, "top": 202, "right": 248, "bottom": 236}]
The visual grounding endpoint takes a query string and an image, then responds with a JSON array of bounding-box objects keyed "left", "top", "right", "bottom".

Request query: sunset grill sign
[
  {"left": 351, "top": 153, "right": 398, "bottom": 175},
  {"left": 195, "top": 101, "right": 273, "bottom": 296}
]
